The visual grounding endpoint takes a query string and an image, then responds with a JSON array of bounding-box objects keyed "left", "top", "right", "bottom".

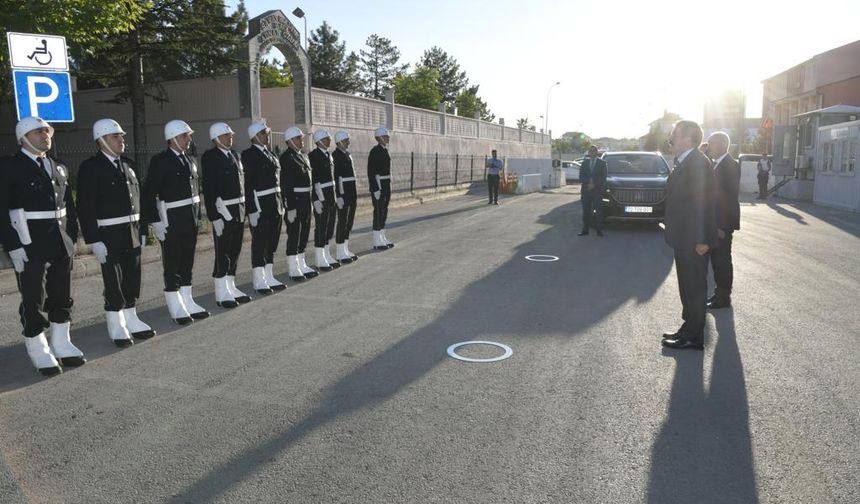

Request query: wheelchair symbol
[{"left": 26, "top": 39, "right": 53, "bottom": 66}]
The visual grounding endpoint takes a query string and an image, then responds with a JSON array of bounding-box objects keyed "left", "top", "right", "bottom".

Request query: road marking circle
[
  {"left": 525, "top": 254, "right": 559, "bottom": 262},
  {"left": 447, "top": 341, "right": 513, "bottom": 363}
]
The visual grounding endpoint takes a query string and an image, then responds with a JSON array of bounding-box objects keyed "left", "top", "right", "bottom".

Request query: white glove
[
  {"left": 336, "top": 197, "right": 344, "bottom": 209},
  {"left": 287, "top": 209, "right": 296, "bottom": 223},
  {"left": 373, "top": 190, "right": 381, "bottom": 200},
  {"left": 152, "top": 222, "right": 167, "bottom": 242},
  {"left": 313, "top": 200, "right": 323, "bottom": 215},
  {"left": 91, "top": 241, "right": 108, "bottom": 264},
  {"left": 212, "top": 218, "right": 225, "bottom": 237},
  {"left": 9, "top": 247, "right": 28, "bottom": 273},
  {"left": 249, "top": 212, "right": 259, "bottom": 228}
]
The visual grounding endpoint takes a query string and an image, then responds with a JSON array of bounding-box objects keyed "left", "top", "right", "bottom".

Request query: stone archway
[{"left": 239, "top": 10, "right": 311, "bottom": 127}]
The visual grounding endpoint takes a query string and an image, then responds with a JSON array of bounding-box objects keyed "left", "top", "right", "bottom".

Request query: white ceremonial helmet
[
  {"left": 93, "top": 118, "right": 125, "bottom": 141},
  {"left": 209, "top": 122, "right": 235, "bottom": 140},
  {"left": 16, "top": 116, "right": 53, "bottom": 142},
  {"left": 313, "top": 129, "right": 330, "bottom": 143},
  {"left": 334, "top": 130, "right": 350, "bottom": 143},
  {"left": 374, "top": 126, "right": 390, "bottom": 138},
  {"left": 285, "top": 126, "right": 304, "bottom": 140},
  {"left": 164, "top": 119, "right": 193, "bottom": 141},
  {"left": 248, "top": 119, "right": 270, "bottom": 140}
]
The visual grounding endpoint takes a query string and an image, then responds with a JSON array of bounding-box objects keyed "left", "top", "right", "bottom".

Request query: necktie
[
  {"left": 115, "top": 158, "right": 123, "bottom": 172},
  {"left": 37, "top": 157, "right": 51, "bottom": 178}
]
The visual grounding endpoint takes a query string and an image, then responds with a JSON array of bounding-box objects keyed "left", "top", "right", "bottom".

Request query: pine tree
[
  {"left": 308, "top": 21, "right": 360, "bottom": 93},
  {"left": 454, "top": 85, "right": 494, "bottom": 122},
  {"left": 359, "top": 35, "right": 408, "bottom": 100},
  {"left": 420, "top": 46, "right": 468, "bottom": 106}
]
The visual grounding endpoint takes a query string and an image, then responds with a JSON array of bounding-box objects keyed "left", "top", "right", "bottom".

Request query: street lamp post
[
  {"left": 292, "top": 7, "right": 307, "bottom": 49},
  {"left": 545, "top": 81, "right": 561, "bottom": 138}
]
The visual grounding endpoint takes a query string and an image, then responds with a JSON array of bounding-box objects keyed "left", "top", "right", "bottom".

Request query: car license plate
[{"left": 624, "top": 206, "right": 653, "bottom": 213}]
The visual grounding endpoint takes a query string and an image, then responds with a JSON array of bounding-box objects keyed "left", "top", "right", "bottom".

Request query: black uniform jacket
[
  {"left": 0, "top": 150, "right": 78, "bottom": 259},
  {"left": 308, "top": 147, "right": 335, "bottom": 203},
  {"left": 367, "top": 144, "right": 391, "bottom": 196},
  {"left": 333, "top": 148, "right": 358, "bottom": 203},
  {"left": 664, "top": 149, "right": 718, "bottom": 252},
  {"left": 279, "top": 148, "right": 312, "bottom": 214},
  {"left": 241, "top": 145, "right": 283, "bottom": 219},
  {"left": 579, "top": 157, "right": 608, "bottom": 193},
  {"left": 202, "top": 147, "right": 246, "bottom": 224},
  {"left": 77, "top": 152, "right": 145, "bottom": 250},
  {"left": 142, "top": 149, "right": 201, "bottom": 234},
  {"left": 714, "top": 154, "right": 740, "bottom": 232}
]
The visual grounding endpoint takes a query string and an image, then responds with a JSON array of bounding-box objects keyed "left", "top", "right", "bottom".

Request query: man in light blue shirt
[{"left": 485, "top": 149, "right": 503, "bottom": 205}]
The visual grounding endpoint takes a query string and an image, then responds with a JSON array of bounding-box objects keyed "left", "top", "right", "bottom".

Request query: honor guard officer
[
  {"left": 308, "top": 130, "right": 339, "bottom": 270},
  {"left": 202, "top": 122, "right": 251, "bottom": 308},
  {"left": 279, "top": 126, "right": 318, "bottom": 280},
  {"left": 332, "top": 130, "right": 359, "bottom": 263},
  {"left": 77, "top": 118, "right": 154, "bottom": 347},
  {"left": 368, "top": 127, "right": 394, "bottom": 250},
  {"left": 0, "top": 117, "right": 83, "bottom": 376},
  {"left": 241, "top": 120, "right": 286, "bottom": 294},
  {"left": 142, "top": 119, "right": 209, "bottom": 324}
]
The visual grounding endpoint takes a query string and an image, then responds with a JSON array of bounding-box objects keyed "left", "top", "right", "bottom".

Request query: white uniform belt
[
  {"left": 163, "top": 195, "right": 200, "bottom": 209},
  {"left": 378, "top": 175, "right": 391, "bottom": 180},
  {"left": 254, "top": 187, "right": 280, "bottom": 197},
  {"left": 340, "top": 177, "right": 356, "bottom": 182},
  {"left": 97, "top": 213, "right": 140, "bottom": 227},
  {"left": 220, "top": 196, "right": 245, "bottom": 205},
  {"left": 318, "top": 181, "right": 334, "bottom": 188},
  {"left": 25, "top": 208, "right": 66, "bottom": 220},
  {"left": 293, "top": 187, "right": 311, "bottom": 193}
]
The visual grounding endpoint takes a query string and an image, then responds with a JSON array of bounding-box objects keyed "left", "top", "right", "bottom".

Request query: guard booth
[{"left": 813, "top": 119, "right": 860, "bottom": 211}]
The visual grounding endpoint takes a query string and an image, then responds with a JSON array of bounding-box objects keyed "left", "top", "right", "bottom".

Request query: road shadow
[
  {"left": 765, "top": 200, "right": 808, "bottom": 226},
  {"left": 647, "top": 309, "right": 759, "bottom": 503},
  {"left": 768, "top": 199, "right": 860, "bottom": 238},
  {"left": 171, "top": 197, "right": 675, "bottom": 502}
]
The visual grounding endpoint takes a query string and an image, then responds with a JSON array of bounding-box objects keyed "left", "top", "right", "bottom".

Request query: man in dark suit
[
  {"left": 142, "top": 119, "right": 209, "bottom": 324},
  {"left": 280, "top": 126, "right": 316, "bottom": 281},
  {"left": 756, "top": 156, "right": 771, "bottom": 199},
  {"left": 0, "top": 117, "right": 83, "bottom": 376},
  {"left": 308, "top": 129, "right": 338, "bottom": 270},
  {"left": 77, "top": 118, "right": 154, "bottom": 348},
  {"left": 202, "top": 122, "right": 252, "bottom": 309},
  {"left": 706, "top": 132, "right": 740, "bottom": 309},
  {"left": 662, "top": 120, "right": 718, "bottom": 351},
  {"left": 368, "top": 127, "right": 394, "bottom": 249},
  {"left": 578, "top": 145, "right": 607, "bottom": 236},
  {"left": 332, "top": 130, "right": 359, "bottom": 263}
]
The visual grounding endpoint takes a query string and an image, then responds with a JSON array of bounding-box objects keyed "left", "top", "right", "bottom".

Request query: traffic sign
[
  {"left": 12, "top": 70, "right": 75, "bottom": 122},
  {"left": 6, "top": 32, "right": 69, "bottom": 71}
]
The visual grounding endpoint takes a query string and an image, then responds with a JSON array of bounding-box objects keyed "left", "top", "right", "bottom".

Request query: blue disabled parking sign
[{"left": 12, "top": 70, "right": 75, "bottom": 122}]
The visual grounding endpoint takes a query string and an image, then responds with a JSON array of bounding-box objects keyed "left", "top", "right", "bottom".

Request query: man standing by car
[
  {"left": 578, "top": 145, "right": 607, "bottom": 236},
  {"left": 485, "top": 149, "right": 502, "bottom": 205},
  {"left": 662, "top": 120, "right": 717, "bottom": 351},
  {"left": 757, "top": 155, "right": 771, "bottom": 199},
  {"left": 706, "top": 132, "right": 740, "bottom": 309}
]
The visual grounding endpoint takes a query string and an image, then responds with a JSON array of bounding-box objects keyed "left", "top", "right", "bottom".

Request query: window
[
  {"left": 842, "top": 140, "right": 856, "bottom": 173},
  {"left": 821, "top": 142, "right": 834, "bottom": 172}
]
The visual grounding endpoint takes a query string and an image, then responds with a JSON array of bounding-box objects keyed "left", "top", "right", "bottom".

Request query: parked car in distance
[
  {"left": 561, "top": 160, "right": 581, "bottom": 182},
  {"left": 600, "top": 151, "right": 671, "bottom": 222}
]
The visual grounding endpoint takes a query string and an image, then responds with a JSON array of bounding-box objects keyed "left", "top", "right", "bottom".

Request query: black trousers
[
  {"left": 286, "top": 211, "right": 311, "bottom": 255},
  {"left": 100, "top": 245, "right": 142, "bottom": 311},
  {"left": 160, "top": 228, "right": 197, "bottom": 291},
  {"left": 372, "top": 194, "right": 390, "bottom": 231},
  {"left": 16, "top": 253, "right": 73, "bottom": 337},
  {"left": 213, "top": 220, "right": 244, "bottom": 278},
  {"left": 580, "top": 190, "right": 604, "bottom": 232},
  {"left": 250, "top": 216, "right": 281, "bottom": 267},
  {"left": 710, "top": 231, "right": 734, "bottom": 299},
  {"left": 325, "top": 202, "right": 336, "bottom": 242},
  {"left": 487, "top": 174, "right": 500, "bottom": 203},
  {"left": 314, "top": 203, "right": 335, "bottom": 247},
  {"left": 336, "top": 200, "right": 356, "bottom": 243},
  {"left": 674, "top": 249, "right": 709, "bottom": 342},
  {"left": 757, "top": 175, "right": 769, "bottom": 197}
]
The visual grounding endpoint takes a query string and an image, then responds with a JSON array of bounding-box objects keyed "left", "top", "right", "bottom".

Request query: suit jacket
[
  {"left": 0, "top": 151, "right": 78, "bottom": 259},
  {"left": 333, "top": 148, "right": 358, "bottom": 202},
  {"left": 367, "top": 144, "right": 391, "bottom": 196},
  {"left": 663, "top": 149, "right": 717, "bottom": 251},
  {"left": 713, "top": 154, "right": 740, "bottom": 232},
  {"left": 77, "top": 152, "right": 145, "bottom": 250},
  {"left": 241, "top": 145, "right": 283, "bottom": 219},
  {"left": 142, "top": 149, "right": 201, "bottom": 234},
  {"left": 308, "top": 147, "right": 335, "bottom": 204},
  {"left": 279, "top": 147, "right": 312, "bottom": 215},
  {"left": 579, "top": 157, "right": 607, "bottom": 193},
  {"left": 201, "top": 147, "right": 246, "bottom": 224}
]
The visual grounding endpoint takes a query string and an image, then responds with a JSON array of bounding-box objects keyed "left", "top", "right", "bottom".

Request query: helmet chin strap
[
  {"left": 215, "top": 139, "right": 229, "bottom": 151},
  {"left": 20, "top": 136, "right": 46, "bottom": 156},
  {"left": 97, "top": 137, "right": 119, "bottom": 158},
  {"left": 316, "top": 141, "right": 328, "bottom": 151},
  {"left": 288, "top": 138, "right": 301, "bottom": 151}
]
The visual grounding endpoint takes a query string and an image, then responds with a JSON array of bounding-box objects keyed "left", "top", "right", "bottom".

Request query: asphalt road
[{"left": 1, "top": 187, "right": 858, "bottom": 503}]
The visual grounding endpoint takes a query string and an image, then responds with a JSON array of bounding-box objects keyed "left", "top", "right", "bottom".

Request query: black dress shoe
[
  {"left": 114, "top": 338, "right": 134, "bottom": 348},
  {"left": 662, "top": 331, "right": 685, "bottom": 340},
  {"left": 174, "top": 316, "right": 194, "bottom": 326},
  {"left": 59, "top": 356, "right": 86, "bottom": 367},
  {"left": 706, "top": 298, "right": 731, "bottom": 309},
  {"left": 267, "top": 285, "right": 286, "bottom": 293},
  {"left": 349, "top": 254, "right": 359, "bottom": 262},
  {"left": 131, "top": 329, "right": 156, "bottom": 340},
  {"left": 329, "top": 261, "right": 341, "bottom": 269},
  {"left": 487, "top": 201, "right": 493, "bottom": 205},
  {"left": 304, "top": 269, "right": 319, "bottom": 279},
  {"left": 189, "top": 310, "right": 210, "bottom": 320},
  {"left": 577, "top": 231, "right": 589, "bottom": 236},
  {"left": 385, "top": 243, "right": 395, "bottom": 249},
  {"left": 255, "top": 287, "right": 273, "bottom": 295},
  {"left": 494, "top": 201, "right": 499, "bottom": 205},
  {"left": 662, "top": 336, "right": 704, "bottom": 350},
  {"left": 38, "top": 366, "right": 62, "bottom": 377},
  {"left": 339, "top": 257, "right": 354, "bottom": 264},
  {"left": 216, "top": 299, "right": 239, "bottom": 309}
]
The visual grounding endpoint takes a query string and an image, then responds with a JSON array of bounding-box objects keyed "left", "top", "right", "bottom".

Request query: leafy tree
[
  {"left": 260, "top": 58, "right": 294, "bottom": 88},
  {"left": 359, "top": 34, "right": 408, "bottom": 100},
  {"left": 308, "top": 21, "right": 360, "bottom": 93},
  {"left": 553, "top": 131, "right": 592, "bottom": 154},
  {"left": 420, "top": 46, "right": 468, "bottom": 107},
  {"left": 516, "top": 118, "right": 533, "bottom": 129},
  {"left": 454, "top": 85, "right": 494, "bottom": 122},
  {"left": 393, "top": 66, "right": 442, "bottom": 110}
]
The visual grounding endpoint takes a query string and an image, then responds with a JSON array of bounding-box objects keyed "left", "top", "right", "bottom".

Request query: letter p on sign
[{"left": 12, "top": 70, "right": 75, "bottom": 122}]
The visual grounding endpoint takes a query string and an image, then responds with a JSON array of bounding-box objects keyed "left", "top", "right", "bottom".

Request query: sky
[{"left": 228, "top": 0, "right": 860, "bottom": 139}]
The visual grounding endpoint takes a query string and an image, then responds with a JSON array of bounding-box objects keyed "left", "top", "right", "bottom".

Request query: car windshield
[{"left": 603, "top": 154, "right": 669, "bottom": 175}]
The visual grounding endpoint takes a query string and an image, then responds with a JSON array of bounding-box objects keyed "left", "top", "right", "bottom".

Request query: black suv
[{"left": 600, "top": 151, "right": 671, "bottom": 222}]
